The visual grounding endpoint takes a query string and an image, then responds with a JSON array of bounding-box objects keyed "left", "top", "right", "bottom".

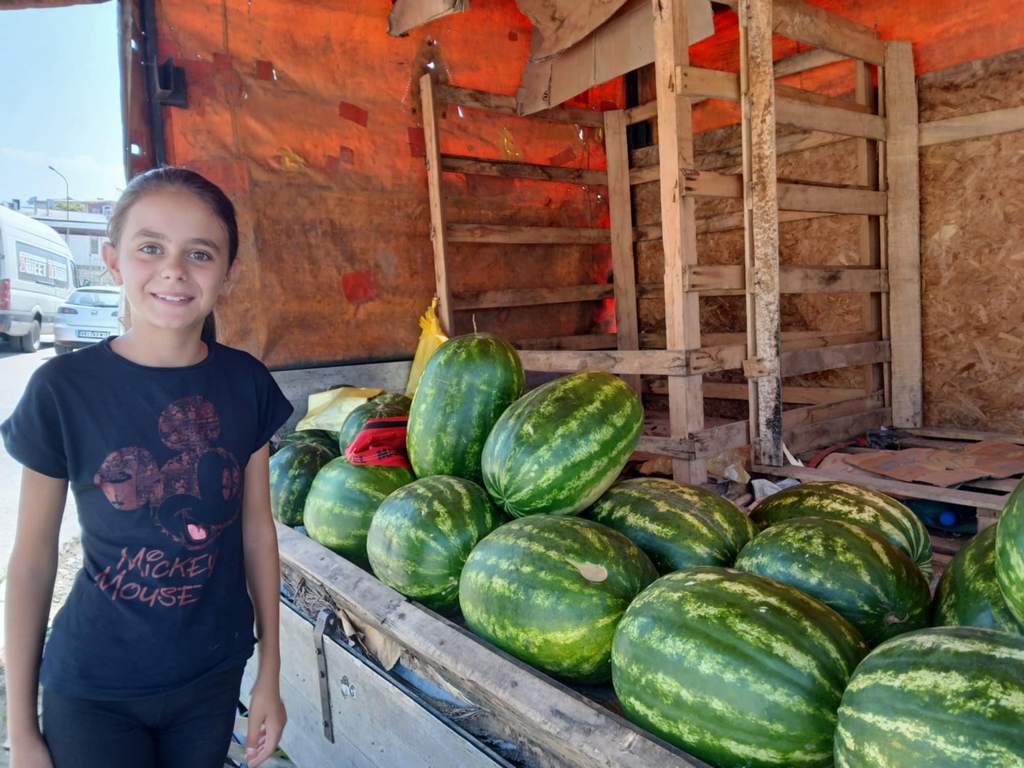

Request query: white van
[{"left": 0, "top": 206, "right": 78, "bottom": 352}]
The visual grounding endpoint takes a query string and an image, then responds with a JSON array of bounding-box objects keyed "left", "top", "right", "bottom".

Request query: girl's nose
[{"left": 160, "top": 254, "right": 189, "bottom": 280}]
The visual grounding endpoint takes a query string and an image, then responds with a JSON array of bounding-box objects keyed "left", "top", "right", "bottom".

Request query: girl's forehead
[{"left": 124, "top": 189, "right": 229, "bottom": 244}]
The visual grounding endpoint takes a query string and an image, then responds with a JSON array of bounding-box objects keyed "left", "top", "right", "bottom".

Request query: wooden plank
[
  {"left": 624, "top": 100, "right": 658, "bottom": 125},
  {"left": 884, "top": 41, "right": 923, "bottom": 428},
  {"left": 682, "top": 265, "right": 886, "bottom": 295},
  {"left": 918, "top": 105, "right": 1024, "bottom": 147},
  {"left": 698, "top": 209, "right": 833, "bottom": 235},
  {"left": 452, "top": 284, "right": 611, "bottom": 311},
  {"left": 420, "top": 74, "right": 454, "bottom": 334},
  {"left": 775, "top": 84, "right": 873, "bottom": 115},
  {"left": 778, "top": 183, "right": 886, "bottom": 215},
  {"left": 771, "top": 0, "right": 885, "bottom": 65},
  {"left": 965, "top": 478, "right": 1023, "bottom": 494},
  {"left": 446, "top": 224, "right": 610, "bottom": 244},
  {"left": 784, "top": 407, "right": 891, "bottom": 454},
  {"left": 640, "top": 329, "right": 880, "bottom": 353},
  {"left": 638, "top": 419, "right": 750, "bottom": 460},
  {"left": 274, "top": 526, "right": 708, "bottom": 768},
  {"left": 514, "top": 333, "right": 616, "bottom": 351},
  {"left": 436, "top": 84, "right": 604, "bottom": 127},
  {"left": 629, "top": 166, "right": 744, "bottom": 195},
  {"left": 440, "top": 155, "right": 607, "bottom": 185},
  {"left": 751, "top": 464, "right": 1009, "bottom": 512},
  {"left": 776, "top": 97, "right": 886, "bottom": 140},
  {"left": 906, "top": 427, "right": 1024, "bottom": 446},
  {"left": 517, "top": 345, "right": 745, "bottom": 376},
  {"left": 653, "top": 0, "right": 707, "bottom": 484},
  {"left": 605, "top": 109, "right": 641, "bottom": 392},
  {"left": 705, "top": 382, "right": 868, "bottom": 404},
  {"left": 780, "top": 340, "right": 891, "bottom": 377},
  {"left": 782, "top": 391, "right": 885, "bottom": 432},
  {"left": 774, "top": 48, "right": 848, "bottom": 78}
]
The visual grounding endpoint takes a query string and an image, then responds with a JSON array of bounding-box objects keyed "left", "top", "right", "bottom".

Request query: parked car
[
  {"left": 54, "top": 286, "right": 122, "bottom": 354},
  {"left": 0, "top": 206, "right": 78, "bottom": 352}
]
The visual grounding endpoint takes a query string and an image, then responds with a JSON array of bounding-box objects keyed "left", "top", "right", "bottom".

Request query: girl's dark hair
[{"left": 107, "top": 166, "right": 239, "bottom": 343}]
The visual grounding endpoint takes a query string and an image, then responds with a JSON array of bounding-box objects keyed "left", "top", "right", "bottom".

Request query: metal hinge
[
  {"left": 313, "top": 609, "right": 337, "bottom": 743},
  {"left": 153, "top": 57, "right": 188, "bottom": 108}
]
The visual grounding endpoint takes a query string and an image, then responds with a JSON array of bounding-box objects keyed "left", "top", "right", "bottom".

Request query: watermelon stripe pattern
[
  {"left": 338, "top": 394, "right": 411, "bottom": 452},
  {"left": 612, "top": 567, "right": 866, "bottom": 768},
  {"left": 407, "top": 334, "right": 524, "bottom": 483},
  {"left": 751, "top": 482, "right": 933, "bottom": 578},
  {"left": 482, "top": 372, "right": 643, "bottom": 517},
  {"left": 366, "top": 476, "right": 505, "bottom": 613},
  {"left": 303, "top": 458, "right": 414, "bottom": 569},
  {"left": 835, "top": 627, "right": 1024, "bottom": 767},
  {"left": 269, "top": 442, "right": 336, "bottom": 526},
  {"left": 587, "top": 478, "right": 756, "bottom": 572},
  {"left": 996, "top": 478, "right": 1024, "bottom": 624},
  {"left": 934, "top": 524, "right": 1023, "bottom": 634},
  {"left": 735, "top": 517, "right": 930, "bottom": 646},
  {"left": 459, "top": 515, "right": 658, "bottom": 682}
]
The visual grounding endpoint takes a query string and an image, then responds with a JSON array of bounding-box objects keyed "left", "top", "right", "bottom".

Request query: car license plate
[{"left": 77, "top": 330, "right": 107, "bottom": 339}]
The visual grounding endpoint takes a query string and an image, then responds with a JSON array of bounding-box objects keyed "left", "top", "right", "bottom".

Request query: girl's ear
[
  {"left": 220, "top": 258, "right": 241, "bottom": 297},
  {"left": 102, "top": 242, "right": 124, "bottom": 286}
]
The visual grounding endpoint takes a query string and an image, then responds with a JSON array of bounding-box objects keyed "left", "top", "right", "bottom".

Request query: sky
[{"left": 0, "top": 2, "right": 124, "bottom": 203}]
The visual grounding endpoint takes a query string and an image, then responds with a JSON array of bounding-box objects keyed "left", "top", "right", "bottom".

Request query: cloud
[{"left": 0, "top": 146, "right": 125, "bottom": 201}]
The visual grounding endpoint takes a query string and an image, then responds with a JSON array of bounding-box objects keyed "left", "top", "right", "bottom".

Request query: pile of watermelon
[{"left": 269, "top": 331, "right": 1024, "bottom": 768}]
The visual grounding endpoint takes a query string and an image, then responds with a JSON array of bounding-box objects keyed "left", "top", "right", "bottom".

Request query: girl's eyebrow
[{"left": 132, "top": 228, "right": 221, "bottom": 252}]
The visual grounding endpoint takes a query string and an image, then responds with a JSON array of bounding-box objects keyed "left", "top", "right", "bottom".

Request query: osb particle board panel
[{"left": 918, "top": 50, "right": 1024, "bottom": 433}]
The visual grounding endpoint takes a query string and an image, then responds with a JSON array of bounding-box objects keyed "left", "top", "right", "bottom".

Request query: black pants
[{"left": 42, "top": 665, "right": 244, "bottom": 768}]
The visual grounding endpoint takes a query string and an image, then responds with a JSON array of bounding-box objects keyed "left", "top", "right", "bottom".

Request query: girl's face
[{"left": 103, "top": 188, "right": 237, "bottom": 338}]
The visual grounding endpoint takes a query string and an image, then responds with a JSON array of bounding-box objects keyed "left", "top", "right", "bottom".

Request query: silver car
[{"left": 54, "top": 286, "right": 122, "bottom": 354}]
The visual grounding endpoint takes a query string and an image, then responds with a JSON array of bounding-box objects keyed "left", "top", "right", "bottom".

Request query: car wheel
[
  {"left": 18, "top": 320, "right": 41, "bottom": 353},
  {"left": 55, "top": 342, "right": 72, "bottom": 355}
]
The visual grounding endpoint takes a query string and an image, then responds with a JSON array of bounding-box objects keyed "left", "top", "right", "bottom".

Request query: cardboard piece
[
  {"left": 516, "top": 0, "right": 632, "bottom": 62},
  {"left": 388, "top": 0, "right": 470, "bottom": 36},
  {"left": 841, "top": 440, "right": 1024, "bottom": 487},
  {"left": 516, "top": 0, "right": 714, "bottom": 115}
]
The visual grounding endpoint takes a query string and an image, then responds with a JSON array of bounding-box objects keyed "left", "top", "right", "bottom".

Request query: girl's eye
[
  {"left": 190, "top": 250, "right": 213, "bottom": 262},
  {"left": 140, "top": 244, "right": 161, "bottom": 255}
]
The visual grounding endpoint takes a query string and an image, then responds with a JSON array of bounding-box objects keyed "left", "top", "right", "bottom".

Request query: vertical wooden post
[
  {"left": 740, "top": 0, "right": 783, "bottom": 466},
  {"left": 856, "top": 61, "right": 884, "bottom": 397},
  {"left": 652, "top": 0, "right": 706, "bottom": 484},
  {"left": 603, "top": 109, "right": 641, "bottom": 394},
  {"left": 420, "top": 73, "right": 454, "bottom": 335},
  {"left": 884, "top": 42, "right": 922, "bottom": 427}
]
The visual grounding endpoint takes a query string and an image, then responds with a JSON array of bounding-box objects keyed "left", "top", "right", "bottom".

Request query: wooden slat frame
[
  {"left": 780, "top": 340, "right": 891, "bottom": 377},
  {"left": 420, "top": 74, "right": 454, "bottom": 334},
  {"left": 436, "top": 83, "right": 604, "bottom": 127},
  {"left": 452, "top": 284, "right": 611, "bottom": 311},
  {"left": 446, "top": 224, "right": 610, "bottom": 244},
  {"left": 637, "top": 419, "right": 750, "bottom": 460},
  {"left": 517, "top": 345, "right": 746, "bottom": 376},
  {"left": 918, "top": 105, "right": 1024, "bottom": 147},
  {"left": 440, "top": 155, "right": 607, "bottom": 185}
]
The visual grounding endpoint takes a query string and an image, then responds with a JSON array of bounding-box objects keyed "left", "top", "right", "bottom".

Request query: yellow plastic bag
[
  {"left": 295, "top": 386, "right": 384, "bottom": 433},
  {"left": 405, "top": 298, "right": 449, "bottom": 397}
]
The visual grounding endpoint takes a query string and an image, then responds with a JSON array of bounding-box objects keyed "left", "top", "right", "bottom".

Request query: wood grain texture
[{"left": 421, "top": 74, "right": 454, "bottom": 334}]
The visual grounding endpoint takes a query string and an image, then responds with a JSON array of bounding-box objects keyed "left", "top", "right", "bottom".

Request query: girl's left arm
[{"left": 242, "top": 442, "right": 287, "bottom": 768}]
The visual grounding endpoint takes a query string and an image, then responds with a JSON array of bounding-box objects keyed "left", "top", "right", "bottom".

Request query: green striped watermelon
[
  {"left": 751, "top": 482, "right": 933, "bottom": 578},
  {"left": 407, "top": 333, "right": 524, "bottom": 483},
  {"left": 934, "top": 525, "right": 1023, "bottom": 635},
  {"left": 481, "top": 372, "right": 643, "bottom": 517},
  {"left": 586, "top": 477, "right": 756, "bottom": 573},
  {"left": 337, "top": 394, "right": 412, "bottom": 452},
  {"left": 835, "top": 626, "right": 1024, "bottom": 767},
  {"left": 735, "top": 517, "right": 930, "bottom": 646},
  {"left": 366, "top": 476, "right": 506, "bottom": 613},
  {"left": 269, "top": 442, "right": 336, "bottom": 525},
  {"left": 303, "top": 458, "right": 415, "bottom": 568},
  {"left": 996, "top": 478, "right": 1024, "bottom": 624},
  {"left": 275, "top": 429, "right": 340, "bottom": 457},
  {"left": 459, "top": 515, "right": 658, "bottom": 682},
  {"left": 612, "top": 567, "right": 867, "bottom": 768}
]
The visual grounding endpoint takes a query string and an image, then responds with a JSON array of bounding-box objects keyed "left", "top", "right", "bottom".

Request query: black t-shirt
[{"left": 1, "top": 337, "right": 293, "bottom": 699}]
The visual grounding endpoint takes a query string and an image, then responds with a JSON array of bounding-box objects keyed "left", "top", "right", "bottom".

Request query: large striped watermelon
[
  {"left": 366, "top": 476, "right": 506, "bottom": 613},
  {"left": 481, "top": 372, "right": 643, "bottom": 517},
  {"left": 337, "top": 394, "right": 412, "bottom": 452},
  {"left": 835, "top": 626, "right": 1024, "bottom": 767},
  {"left": 586, "top": 477, "right": 756, "bottom": 573},
  {"left": 751, "top": 482, "right": 933, "bottom": 578},
  {"left": 407, "top": 333, "right": 524, "bottom": 483},
  {"left": 934, "top": 524, "right": 1023, "bottom": 635},
  {"left": 269, "top": 442, "right": 336, "bottom": 525},
  {"left": 459, "top": 515, "right": 658, "bottom": 682},
  {"left": 735, "top": 517, "right": 930, "bottom": 646},
  {"left": 612, "top": 567, "right": 867, "bottom": 768},
  {"left": 275, "top": 429, "right": 340, "bottom": 457},
  {"left": 996, "top": 478, "right": 1024, "bottom": 624},
  {"left": 303, "top": 458, "right": 415, "bottom": 568}
]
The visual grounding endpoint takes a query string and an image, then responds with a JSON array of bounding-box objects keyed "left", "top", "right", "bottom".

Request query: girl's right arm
[{"left": 6, "top": 467, "right": 68, "bottom": 767}]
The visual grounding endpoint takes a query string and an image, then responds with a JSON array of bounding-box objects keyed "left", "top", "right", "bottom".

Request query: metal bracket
[
  {"left": 153, "top": 57, "right": 188, "bottom": 107},
  {"left": 313, "top": 609, "right": 337, "bottom": 743}
]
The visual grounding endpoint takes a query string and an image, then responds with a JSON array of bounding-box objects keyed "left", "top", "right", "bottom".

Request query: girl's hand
[
  {"left": 245, "top": 677, "right": 287, "bottom": 768},
  {"left": 10, "top": 732, "right": 55, "bottom": 768}
]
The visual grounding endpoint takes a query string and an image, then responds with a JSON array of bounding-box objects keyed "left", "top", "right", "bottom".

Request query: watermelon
[
  {"left": 751, "top": 482, "right": 934, "bottom": 578},
  {"left": 366, "top": 476, "right": 505, "bottom": 613},
  {"left": 586, "top": 477, "right": 756, "bottom": 572},
  {"left": 735, "top": 517, "right": 930, "bottom": 646},
  {"left": 996, "top": 478, "right": 1024, "bottom": 624},
  {"left": 613, "top": 567, "right": 866, "bottom": 768},
  {"left": 303, "top": 458, "right": 415, "bottom": 568},
  {"left": 936, "top": 524, "right": 1022, "bottom": 634},
  {"left": 407, "top": 333, "right": 524, "bottom": 483},
  {"left": 269, "top": 442, "right": 336, "bottom": 526},
  {"left": 337, "top": 394, "right": 412, "bottom": 452},
  {"left": 835, "top": 626, "right": 1024, "bottom": 767},
  {"left": 482, "top": 372, "right": 643, "bottom": 517},
  {"left": 459, "top": 515, "right": 657, "bottom": 682},
  {"left": 276, "top": 429, "right": 340, "bottom": 456}
]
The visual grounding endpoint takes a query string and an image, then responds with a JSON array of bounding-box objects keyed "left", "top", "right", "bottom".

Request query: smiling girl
[{"left": 3, "top": 168, "right": 292, "bottom": 768}]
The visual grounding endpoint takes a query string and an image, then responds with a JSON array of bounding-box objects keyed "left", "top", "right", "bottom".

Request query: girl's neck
[{"left": 111, "top": 327, "right": 209, "bottom": 368}]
